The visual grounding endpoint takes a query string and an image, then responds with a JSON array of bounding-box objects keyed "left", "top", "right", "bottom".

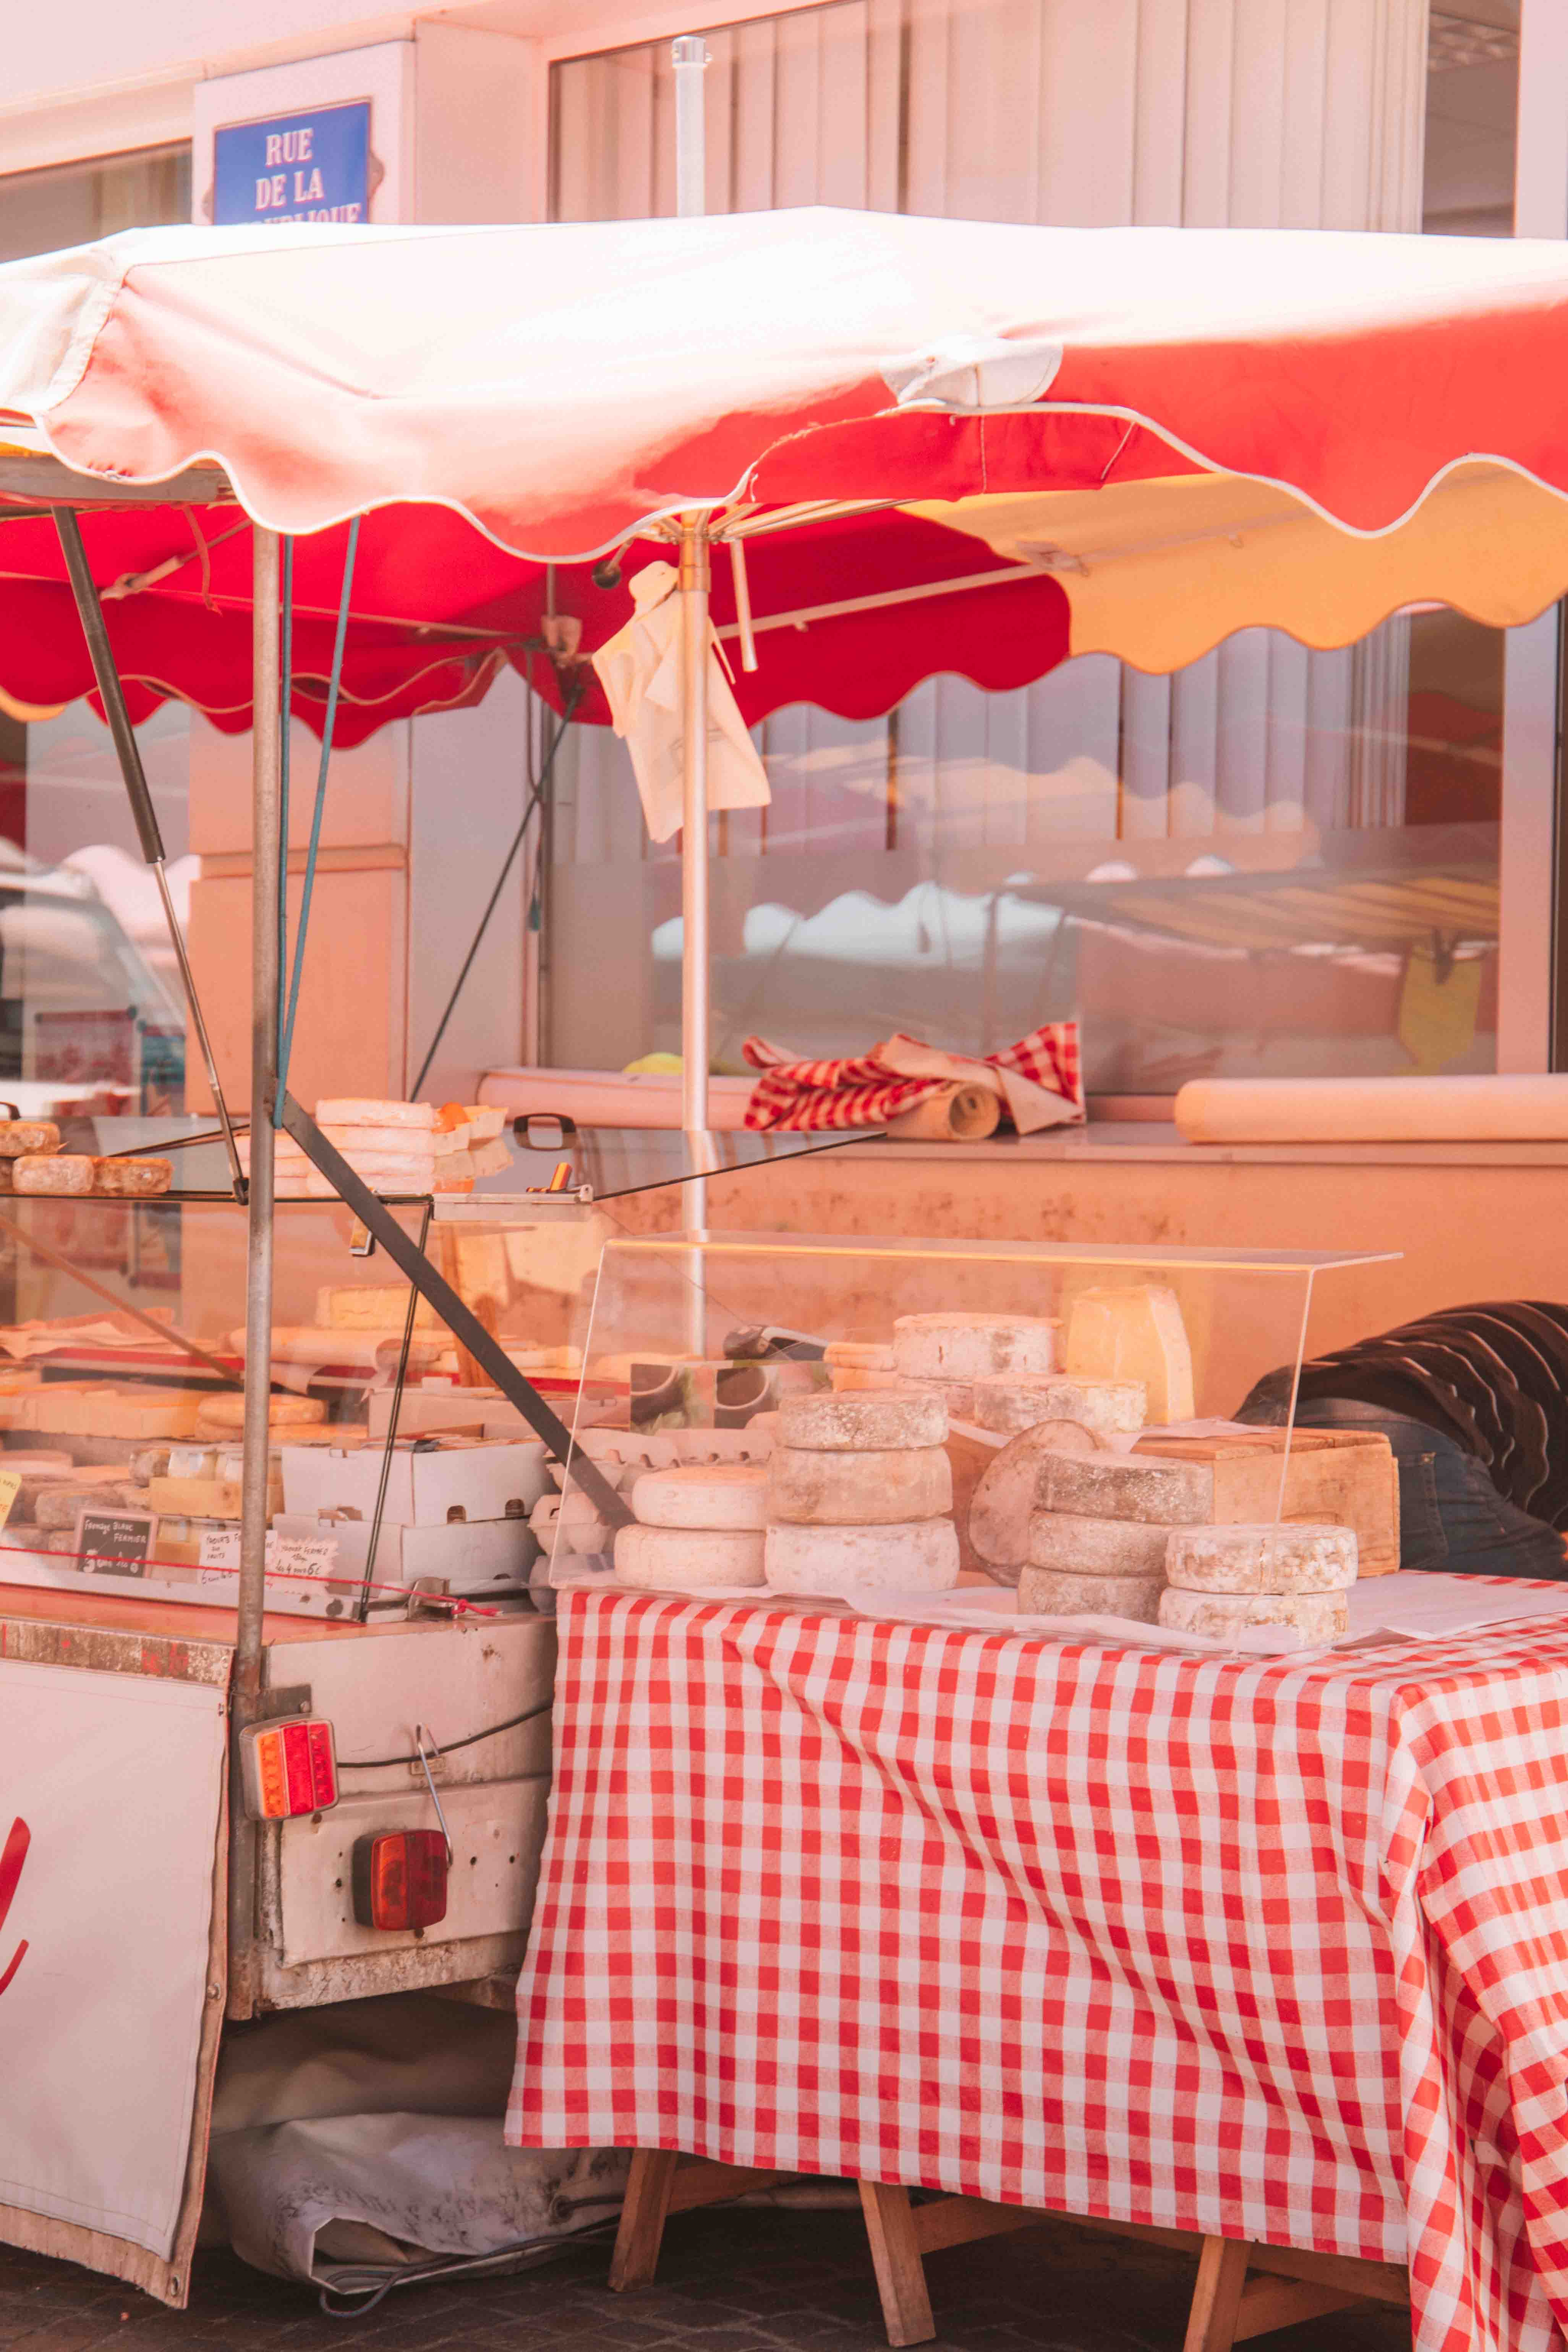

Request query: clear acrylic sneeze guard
[{"left": 552, "top": 1233, "right": 1400, "bottom": 1607}]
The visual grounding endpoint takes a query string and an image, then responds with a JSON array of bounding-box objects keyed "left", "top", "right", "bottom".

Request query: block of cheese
[
  {"left": 779, "top": 1390, "right": 948, "bottom": 1452},
  {"left": 35, "top": 1479, "right": 147, "bottom": 1528},
  {"left": 765, "top": 1516, "right": 959, "bottom": 1595},
  {"left": 89, "top": 1395, "right": 201, "bottom": 1441},
  {"left": 15, "top": 1154, "right": 93, "bottom": 1195},
  {"left": 147, "top": 1473, "right": 281, "bottom": 1521},
  {"left": 92, "top": 1157, "right": 173, "bottom": 1197},
  {"left": 902, "top": 1374, "right": 976, "bottom": 1420},
  {"left": 195, "top": 1393, "right": 327, "bottom": 1438},
  {"left": 614, "top": 1523, "right": 766, "bottom": 1589},
  {"left": 972, "top": 1375, "right": 1146, "bottom": 1440},
  {"left": 316, "top": 1098, "right": 436, "bottom": 1131},
  {"left": 1018, "top": 1566, "right": 1166, "bottom": 1620},
  {"left": 1158, "top": 1586, "right": 1349, "bottom": 1642},
  {"left": 0, "top": 1121, "right": 59, "bottom": 1158},
  {"left": 467, "top": 1106, "right": 507, "bottom": 1145},
  {"left": 1065, "top": 1286, "right": 1194, "bottom": 1423},
  {"left": 893, "top": 1313, "right": 1059, "bottom": 1383},
  {"left": 823, "top": 1341, "right": 895, "bottom": 1372},
  {"left": 318, "top": 1286, "right": 440, "bottom": 1332},
  {"left": 1027, "top": 1510, "right": 1170, "bottom": 1578},
  {"left": 1165, "top": 1521, "right": 1357, "bottom": 1595},
  {"left": 767, "top": 1443, "right": 952, "bottom": 1526},
  {"left": 631, "top": 1463, "right": 769, "bottom": 1531},
  {"left": 968, "top": 1422, "right": 1105, "bottom": 1572},
  {"left": 1038, "top": 1429, "right": 1400, "bottom": 1575}
]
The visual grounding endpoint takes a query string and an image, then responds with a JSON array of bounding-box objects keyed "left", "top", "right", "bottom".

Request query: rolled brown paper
[{"left": 885, "top": 1083, "right": 1002, "bottom": 1142}]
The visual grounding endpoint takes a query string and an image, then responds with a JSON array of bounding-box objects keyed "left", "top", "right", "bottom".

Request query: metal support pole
[
  {"left": 672, "top": 35, "right": 709, "bottom": 219},
  {"left": 228, "top": 525, "right": 281, "bottom": 2022}
]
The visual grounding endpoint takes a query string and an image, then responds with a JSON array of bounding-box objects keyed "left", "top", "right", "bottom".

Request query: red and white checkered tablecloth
[{"left": 508, "top": 1589, "right": 1568, "bottom": 2352}]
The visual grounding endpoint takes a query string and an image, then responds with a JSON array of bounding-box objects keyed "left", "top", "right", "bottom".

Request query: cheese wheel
[
  {"left": 1027, "top": 1511, "right": 1169, "bottom": 1578},
  {"left": 766, "top": 1443, "right": 952, "bottom": 1526},
  {"left": 972, "top": 1375, "right": 1145, "bottom": 1440},
  {"left": 614, "top": 1523, "right": 766, "bottom": 1589},
  {"left": 631, "top": 1463, "right": 769, "bottom": 1531},
  {"left": 0, "top": 1121, "right": 59, "bottom": 1158},
  {"left": 14, "top": 1155, "right": 93, "bottom": 1195},
  {"left": 765, "top": 1517, "right": 959, "bottom": 1595},
  {"left": 1039, "top": 1451, "right": 1210, "bottom": 1525},
  {"left": 1018, "top": 1566, "right": 1166, "bottom": 1621},
  {"left": 1064, "top": 1286, "right": 1195, "bottom": 1424},
  {"left": 893, "top": 1314, "right": 1059, "bottom": 1382},
  {"left": 92, "top": 1157, "right": 173, "bottom": 1197},
  {"left": 195, "top": 1393, "right": 327, "bottom": 1433},
  {"left": 967, "top": 1423, "right": 1104, "bottom": 1572},
  {"left": 1165, "top": 1522, "right": 1357, "bottom": 1595},
  {"left": 779, "top": 1390, "right": 947, "bottom": 1451},
  {"left": 315, "top": 1098, "right": 436, "bottom": 1130},
  {"left": 1158, "top": 1586, "right": 1348, "bottom": 1642}
]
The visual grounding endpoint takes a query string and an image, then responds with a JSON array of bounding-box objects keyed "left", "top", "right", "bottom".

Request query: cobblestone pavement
[{"left": 0, "top": 2205, "right": 1411, "bottom": 2351}]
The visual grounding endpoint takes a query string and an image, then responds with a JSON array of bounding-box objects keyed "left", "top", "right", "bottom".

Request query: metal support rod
[
  {"left": 228, "top": 525, "right": 282, "bottom": 2023},
  {"left": 679, "top": 515, "right": 713, "bottom": 1179},
  {"left": 277, "top": 1094, "right": 630, "bottom": 1531},
  {"left": 53, "top": 508, "right": 246, "bottom": 1200},
  {"left": 672, "top": 34, "right": 710, "bottom": 219}
]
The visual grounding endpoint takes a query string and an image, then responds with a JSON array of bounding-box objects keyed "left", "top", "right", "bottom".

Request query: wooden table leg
[
  {"left": 858, "top": 2181, "right": 938, "bottom": 2349},
  {"left": 609, "top": 2149, "right": 680, "bottom": 2290},
  {"left": 1184, "top": 2236, "right": 1253, "bottom": 2352}
]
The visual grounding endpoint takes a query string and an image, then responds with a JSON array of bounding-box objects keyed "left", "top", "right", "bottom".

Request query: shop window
[
  {"left": 1422, "top": 6, "right": 1518, "bottom": 235},
  {"left": 547, "top": 1, "right": 1505, "bottom": 1091},
  {"left": 0, "top": 143, "right": 192, "bottom": 1106}
]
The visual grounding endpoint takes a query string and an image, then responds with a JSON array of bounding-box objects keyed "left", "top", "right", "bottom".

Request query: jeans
[{"left": 1233, "top": 1392, "right": 1568, "bottom": 1580}]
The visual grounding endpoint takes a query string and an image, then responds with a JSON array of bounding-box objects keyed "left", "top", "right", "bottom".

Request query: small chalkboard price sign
[{"left": 74, "top": 1508, "right": 160, "bottom": 1578}]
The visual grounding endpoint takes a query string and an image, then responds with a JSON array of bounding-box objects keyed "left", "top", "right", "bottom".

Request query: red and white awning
[{"left": 0, "top": 210, "right": 1565, "bottom": 742}]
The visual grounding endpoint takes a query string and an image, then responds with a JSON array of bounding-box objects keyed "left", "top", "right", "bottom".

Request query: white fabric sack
[
  {"left": 592, "top": 561, "right": 771, "bottom": 843},
  {"left": 202, "top": 1993, "right": 628, "bottom": 2288}
]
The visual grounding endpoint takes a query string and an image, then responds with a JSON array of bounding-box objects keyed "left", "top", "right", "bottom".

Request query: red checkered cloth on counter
[
  {"left": 511, "top": 1588, "right": 1568, "bottom": 2352},
  {"left": 741, "top": 1024, "right": 1083, "bottom": 1132}
]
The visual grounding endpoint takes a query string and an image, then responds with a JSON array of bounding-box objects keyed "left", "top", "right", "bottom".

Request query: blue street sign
[{"left": 212, "top": 102, "right": 371, "bottom": 227}]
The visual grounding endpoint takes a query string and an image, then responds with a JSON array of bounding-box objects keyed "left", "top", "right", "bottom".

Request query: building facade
[{"left": 0, "top": 0, "right": 1553, "bottom": 1112}]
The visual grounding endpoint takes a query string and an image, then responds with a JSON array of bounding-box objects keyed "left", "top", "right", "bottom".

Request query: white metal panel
[
  {"left": 276, "top": 1774, "right": 551, "bottom": 1966},
  {"left": 264, "top": 1611, "right": 556, "bottom": 1793}
]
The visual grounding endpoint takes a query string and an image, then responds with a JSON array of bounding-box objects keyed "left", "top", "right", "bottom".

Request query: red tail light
[
  {"left": 239, "top": 1719, "right": 339, "bottom": 1819},
  {"left": 352, "top": 1829, "right": 448, "bottom": 1931}
]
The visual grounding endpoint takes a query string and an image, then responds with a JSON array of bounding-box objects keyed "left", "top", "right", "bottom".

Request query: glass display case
[
  {"left": 0, "top": 1123, "right": 885, "bottom": 1621},
  {"left": 552, "top": 1231, "right": 1402, "bottom": 1610}
]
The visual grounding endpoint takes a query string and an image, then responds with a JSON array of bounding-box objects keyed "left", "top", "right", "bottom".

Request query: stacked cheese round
[
  {"left": 1158, "top": 1522, "right": 1356, "bottom": 1642},
  {"left": 763, "top": 1388, "right": 959, "bottom": 1598},
  {"left": 614, "top": 1461, "right": 769, "bottom": 1590},
  {"left": 890, "top": 1312, "right": 1060, "bottom": 1425}
]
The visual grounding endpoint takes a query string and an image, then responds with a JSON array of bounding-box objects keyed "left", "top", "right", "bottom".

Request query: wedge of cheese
[{"left": 1064, "top": 1286, "right": 1195, "bottom": 1424}]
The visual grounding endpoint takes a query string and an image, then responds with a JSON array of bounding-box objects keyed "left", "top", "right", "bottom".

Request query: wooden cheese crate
[{"left": 1096, "top": 1429, "right": 1400, "bottom": 1577}]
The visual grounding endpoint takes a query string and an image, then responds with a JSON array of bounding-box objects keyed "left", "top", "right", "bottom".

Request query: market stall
[{"left": 5, "top": 209, "right": 1568, "bottom": 2328}]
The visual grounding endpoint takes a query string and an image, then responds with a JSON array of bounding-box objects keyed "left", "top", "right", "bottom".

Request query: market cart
[{"left": 4, "top": 210, "right": 1568, "bottom": 2319}]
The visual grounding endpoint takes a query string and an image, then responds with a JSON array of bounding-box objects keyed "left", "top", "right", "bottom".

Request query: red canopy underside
[{"left": 0, "top": 487, "right": 1073, "bottom": 745}]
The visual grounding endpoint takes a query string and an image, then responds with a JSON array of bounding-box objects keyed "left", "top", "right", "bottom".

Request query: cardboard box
[
  {"left": 273, "top": 1510, "right": 538, "bottom": 1598},
  {"left": 279, "top": 1436, "right": 550, "bottom": 1528}
]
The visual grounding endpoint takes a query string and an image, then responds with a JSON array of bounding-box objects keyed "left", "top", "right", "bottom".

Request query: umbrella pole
[
  {"left": 678, "top": 511, "right": 712, "bottom": 1351},
  {"left": 228, "top": 525, "right": 282, "bottom": 2021}
]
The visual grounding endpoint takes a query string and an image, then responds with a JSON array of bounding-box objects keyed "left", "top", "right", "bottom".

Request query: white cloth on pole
[{"left": 591, "top": 561, "right": 770, "bottom": 844}]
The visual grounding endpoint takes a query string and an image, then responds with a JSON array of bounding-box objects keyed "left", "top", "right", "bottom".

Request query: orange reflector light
[
  {"left": 352, "top": 1829, "right": 449, "bottom": 1931},
  {"left": 238, "top": 1718, "right": 339, "bottom": 1820}
]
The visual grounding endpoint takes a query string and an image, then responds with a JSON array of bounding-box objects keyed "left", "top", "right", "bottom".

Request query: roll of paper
[{"left": 886, "top": 1084, "right": 1001, "bottom": 1142}]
